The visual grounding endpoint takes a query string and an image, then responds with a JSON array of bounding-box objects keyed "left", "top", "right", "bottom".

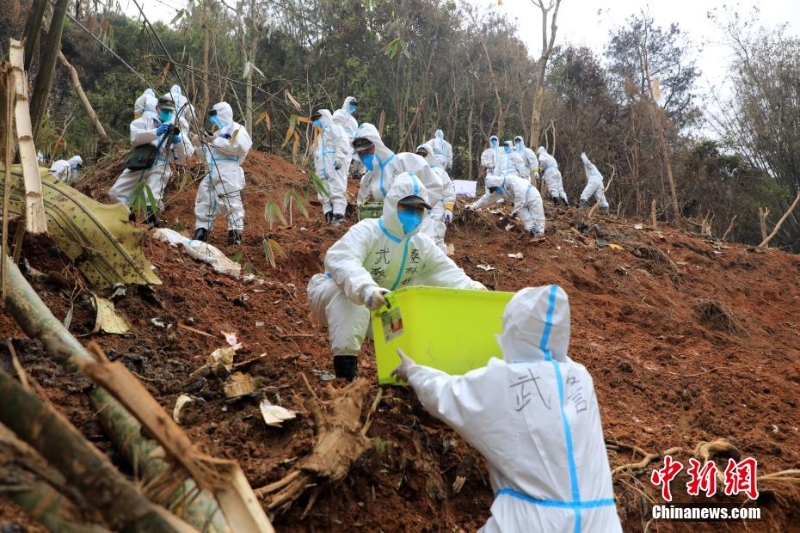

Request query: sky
[{"left": 120, "top": 0, "right": 798, "bottom": 104}]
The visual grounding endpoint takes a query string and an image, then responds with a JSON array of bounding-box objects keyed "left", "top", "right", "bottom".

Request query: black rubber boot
[
  {"left": 561, "top": 198, "right": 570, "bottom": 207},
  {"left": 333, "top": 355, "right": 358, "bottom": 381},
  {"left": 325, "top": 212, "right": 334, "bottom": 224},
  {"left": 193, "top": 228, "right": 208, "bottom": 242},
  {"left": 227, "top": 229, "right": 242, "bottom": 245},
  {"left": 578, "top": 199, "right": 587, "bottom": 209},
  {"left": 145, "top": 206, "right": 159, "bottom": 228},
  {"left": 332, "top": 214, "right": 345, "bottom": 226},
  {"left": 552, "top": 197, "right": 559, "bottom": 207}
]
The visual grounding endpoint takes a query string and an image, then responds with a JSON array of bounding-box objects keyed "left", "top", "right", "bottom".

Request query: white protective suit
[
  {"left": 405, "top": 285, "right": 622, "bottom": 532},
  {"left": 428, "top": 129, "right": 454, "bottom": 172},
  {"left": 49, "top": 155, "right": 82, "bottom": 184},
  {"left": 354, "top": 123, "right": 447, "bottom": 248},
  {"left": 417, "top": 142, "right": 456, "bottom": 251},
  {"left": 333, "top": 96, "right": 359, "bottom": 166},
  {"left": 109, "top": 105, "right": 194, "bottom": 210},
  {"left": 483, "top": 141, "right": 525, "bottom": 181},
  {"left": 579, "top": 153, "right": 609, "bottom": 211},
  {"left": 470, "top": 174, "right": 545, "bottom": 236},
  {"left": 313, "top": 109, "right": 350, "bottom": 218},
  {"left": 514, "top": 136, "right": 539, "bottom": 183},
  {"left": 538, "top": 146, "right": 569, "bottom": 205},
  {"left": 194, "top": 102, "right": 252, "bottom": 233},
  {"left": 169, "top": 84, "right": 197, "bottom": 124},
  {"left": 134, "top": 88, "right": 157, "bottom": 118},
  {"left": 307, "top": 172, "right": 484, "bottom": 357},
  {"left": 480, "top": 136, "right": 501, "bottom": 175}
]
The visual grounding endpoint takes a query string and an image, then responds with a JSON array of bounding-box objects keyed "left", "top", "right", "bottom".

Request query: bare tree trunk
[
  {"left": 527, "top": 0, "right": 562, "bottom": 148},
  {"left": 30, "top": 0, "right": 69, "bottom": 143},
  {"left": 759, "top": 190, "right": 800, "bottom": 248},
  {"left": 57, "top": 51, "right": 108, "bottom": 141},
  {"left": 721, "top": 214, "right": 737, "bottom": 241},
  {"left": 22, "top": 0, "right": 47, "bottom": 70},
  {"left": 200, "top": 6, "right": 211, "bottom": 118},
  {"left": 399, "top": 98, "right": 425, "bottom": 153},
  {"left": 757, "top": 207, "right": 769, "bottom": 242}
]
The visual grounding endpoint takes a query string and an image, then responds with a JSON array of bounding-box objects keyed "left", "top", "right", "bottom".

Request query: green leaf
[{"left": 169, "top": 9, "right": 185, "bottom": 25}]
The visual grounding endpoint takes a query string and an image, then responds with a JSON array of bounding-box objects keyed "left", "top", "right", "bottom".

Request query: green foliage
[
  {"left": 282, "top": 189, "right": 308, "bottom": 226},
  {"left": 128, "top": 181, "right": 157, "bottom": 220},
  {"left": 262, "top": 237, "right": 285, "bottom": 269},
  {"left": 263, "top": 200, "right": 287, "bottom": 232}
]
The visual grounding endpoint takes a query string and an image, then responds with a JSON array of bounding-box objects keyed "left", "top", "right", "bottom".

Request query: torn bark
[
  {"left": 89, "top": 388, "right": 231, "bottom": 533},
  {"left": 255, "top": 378, "right": 374, "bottom": 515}
]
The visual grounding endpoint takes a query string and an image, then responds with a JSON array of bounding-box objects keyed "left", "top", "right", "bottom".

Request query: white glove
[
  {"left": 390, "top": 348, "right": 417, "bottom": 383},
  {"left": 464, "top": 204, "right": 475, "bottom": 211},
  {"left": 363, "top": 286, "right": 390, "bottom": 311},
  {"left": 444, "top": 210, "right": 453, "bottom": 224}
]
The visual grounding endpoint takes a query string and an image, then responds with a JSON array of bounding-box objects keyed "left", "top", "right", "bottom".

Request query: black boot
[
  {"left": 193, "top": 228, "right": 208, "bottom": 242},
  {"left": 333, "top": 355, "right": 358, "bottom": 381},
  {"left": 332, "top": 214, "right": 345, "bottom": 226},
  {"left": 227, "top": 229, "right": 242, "bottom": 245},
  {"left": 552, "top": 197, "right": 559, "bottom": 207},
  {"left": 145, "top": 206, "right": 159, "bottom": 228},
  {"left": 325, "top": 212, "right": 334, "bottom": 224},
  {"left": 578, "top": 199, "right": 587, "bottom": 209},
  {"left": 561, "top": 198, "right": 570, "bottom": 207},
  {"left": 128, "top": 211, "right": 137, "bottom": 223}
]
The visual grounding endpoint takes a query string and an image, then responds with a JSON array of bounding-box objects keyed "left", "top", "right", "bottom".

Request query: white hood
[
  {"left": 496, "top": 285, "right": 570, "bottom": 363},
  {"left": 212, "top": 102, "right": 233, "bottom": 125},
  {"left": 354, "top": 122, "right": 394, "bottom": 161},
  {"left": 67, "top": 155, "right": 83, "bottom": 167},
  {"left": 317, "top": 108, "right": 334, "bottom": 128},
  {"left": 380, "top": 172, "right": 429, "bottom": 239}
]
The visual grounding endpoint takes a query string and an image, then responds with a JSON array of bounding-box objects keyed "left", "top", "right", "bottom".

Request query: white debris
[
  {"left": 260, "top": 399, "right": 297, "bottom": 427},
  {"left": 173, "top": 394, "right": 194, "bottom": 424},
  {"left": 477, "top": 264, "right": 495, "bottom": 271}
]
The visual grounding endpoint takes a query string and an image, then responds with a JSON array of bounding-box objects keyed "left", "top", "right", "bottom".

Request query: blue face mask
[
  {"left": 361, "top": 153, "right": 375, "bottom": 171},
  {"left": 158, "top": 110, "right": 174, "bottom": 123},
  {"left": 210, "top": 115, "right": 226, "bottom": 129},
  {"left": 504, "top": 145, "right": 511, "bottom": 153},
  {"left": 313, "top": 119, "right": 323, "bottom": 128},
  {"left": 490, "top": 139, "right": 498, "bottom": 147},
  {"left": 397, "top": 209, "right": 423, "bottom": 234},
  {"left": 349, "top": 104, "right": 357, "bottom": 113}
]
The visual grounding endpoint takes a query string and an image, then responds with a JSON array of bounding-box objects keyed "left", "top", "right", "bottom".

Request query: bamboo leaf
[
  {"left": 169, "top": 9, "right": 185, "bottom": 25},
  {"left": 284, "top": 89, "right": 301, "bottom": 110}
]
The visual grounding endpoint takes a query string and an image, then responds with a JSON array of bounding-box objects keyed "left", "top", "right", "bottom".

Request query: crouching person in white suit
[
  {"left": 392, "top": 285, "right": 622, "bottom": 533},
  {"left": 307, "top": 172, "right": 485, "bottom": 381}
]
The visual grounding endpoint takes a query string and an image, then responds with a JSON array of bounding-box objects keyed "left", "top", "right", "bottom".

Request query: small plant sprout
[
  {"left": 263, "top": 199, "right": 287, "bottom": 231},
  {"left": 282, "top": 188, "right": 308, "bottom": 227}
]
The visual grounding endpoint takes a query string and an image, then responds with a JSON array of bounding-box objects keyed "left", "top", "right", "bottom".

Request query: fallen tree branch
[
  {"left": 758, "top": 190, "right": 800, "bottom": 249},
  {"left": 56, "top": 50, "right": 108, "bottom": 141}
]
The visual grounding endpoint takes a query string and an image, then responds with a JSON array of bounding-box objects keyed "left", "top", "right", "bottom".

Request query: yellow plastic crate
[{"left": 371, "top": 286, "right": 515, "bottom": 385}]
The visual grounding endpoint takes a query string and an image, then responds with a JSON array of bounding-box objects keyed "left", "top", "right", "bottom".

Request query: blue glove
[
  {"left": 220, "top": 133, "right": 231, "bottom": 140},
  {"left": 446, "top": 167, "right": 453, "bottom": 174},
  {"left": 156, "top": 123, "right": 171, "bottom": 136},
  {"left": 172, "top": 134, "right": 182, "bottom": 144}
]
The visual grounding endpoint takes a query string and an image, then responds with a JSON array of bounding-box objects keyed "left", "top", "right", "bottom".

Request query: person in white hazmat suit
[
  {"left": 391, "top": 285, "right": 622, "bottom": 533},
  {"left": 134, "top": 88, "right": 157, "bottom": 118},
  {"left": 332, "top": 96, "right": 360, "bottom": 172},
  {"left": 49, "top": 155, "right": 83, "bottom": 184},
  {"left": 579, "top": 153, "right": 610, "bottom": 213},
  {"left": 466, "top": 174, "right": 545, "bottom": 237},
  {"left": 480, "top": 135, "right": 501, "bottom": 176},
  {"left": 307, "top": 172, "right": 485, "bottom": 381},
  {"left": 192, "top": 102, "right": 252, "bottom": 245},
  {"left": 514, "top": 135, "right": 539, "bottom": 184},
  {"left": 311, "top": 109, "right": 350, "bottom": 225},
  {"left": 169, "top": 84, "right": 197, "bottom": 124},
  {"left": 538, "top": 146, "right": 569, "bottom": 207},
  {"left": 353, "top": 123, "right": 447, "bottom": 249},
  {"left": 427, "top": 129, "right": 454, "bottom": 174},
  {"left": 416, "top": 143, "right": 456, "bottom": 251},
  {"left": 109, "top": 94, "right": 194, "bottom": 227}
]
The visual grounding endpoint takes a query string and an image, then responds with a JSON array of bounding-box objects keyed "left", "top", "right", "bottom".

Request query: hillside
[{"left": 2, "top": 151, "right": 799, "bottom": 532}]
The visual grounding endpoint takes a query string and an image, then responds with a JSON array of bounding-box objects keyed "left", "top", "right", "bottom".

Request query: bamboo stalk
[
  {"left": 0, "top": 369, "right": 196, "bottom": 532},
  {"left": 2, "top": 250, "right": 273, "bottom": 532},
  {"left": 759, "top": 190, "right": 800, "bottom": 249},
  {"left": 9, "top": 39, "right": 47, "bottom": 234},
  {"left": 89, "top": 388, "right": 231, "bottom": 533}
]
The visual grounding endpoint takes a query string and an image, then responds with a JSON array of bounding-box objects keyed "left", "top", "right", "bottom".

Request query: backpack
[{"left": 124, "top": 143, "right": 160, "bottom": 170}]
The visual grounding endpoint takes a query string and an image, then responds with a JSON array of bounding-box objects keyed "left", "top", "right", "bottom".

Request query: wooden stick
[
  {"left": 759, "top": 190, "right": 800, "bottom": 249},
  {"left": 57, "top": 51, "right": 108, "bottom": 140},
  {"left": 721, "top": 214, "right": 737, "bottom": 241}
]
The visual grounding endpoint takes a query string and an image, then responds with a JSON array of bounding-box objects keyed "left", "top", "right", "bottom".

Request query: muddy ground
[{"left": 2, "top": 150, "right": 799, "bottom": 532}]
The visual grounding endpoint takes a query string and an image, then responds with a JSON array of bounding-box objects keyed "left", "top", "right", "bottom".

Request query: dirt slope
[{"left": 2, "top": 151, "right": 799, "bottom": 532}]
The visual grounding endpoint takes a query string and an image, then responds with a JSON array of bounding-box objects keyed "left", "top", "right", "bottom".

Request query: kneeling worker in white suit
[
  {"left": 392, "top": 285, "right": 622, "bottom": 532},
  {"left": 307, "top": 172, "right": 485, "bottom": 381}
]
